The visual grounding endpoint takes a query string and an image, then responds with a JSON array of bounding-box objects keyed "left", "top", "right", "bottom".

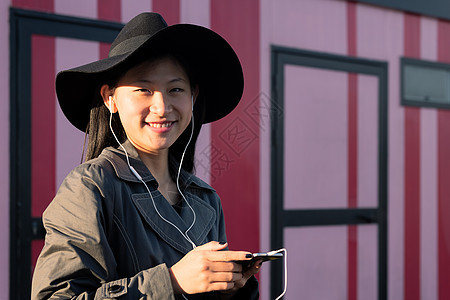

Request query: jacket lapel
[
  {"left": 132, "top": 190, "right": 216, "bottom": 254},
  {"left": 102, "top": 141, "right": 217, "bottom": 254}
]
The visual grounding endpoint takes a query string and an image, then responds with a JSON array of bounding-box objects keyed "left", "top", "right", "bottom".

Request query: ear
[
  {"left": 100, "top": 84, "right": 118, "bottom": 113},
  {"left": 191, "top": 84, "right": 199, "bottom": 104}
]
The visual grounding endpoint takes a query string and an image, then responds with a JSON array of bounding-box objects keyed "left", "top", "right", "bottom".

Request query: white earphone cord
[
  {"left": 273, "top": 248, "right": 287, "bottom": 300},
  {"left": 109, "top": 98, "right": 197, "bottom": 249},
  {"left": 110, "top": 98, "right": 286, "bottom": 299}
]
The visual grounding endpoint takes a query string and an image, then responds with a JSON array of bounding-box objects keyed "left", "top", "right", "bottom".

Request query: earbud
[
  {"left": 191, "top": 95, "right": 194, "bottom": 112},
  {"left": 108, "top": 96, "right": 113, "bottom": 113}
]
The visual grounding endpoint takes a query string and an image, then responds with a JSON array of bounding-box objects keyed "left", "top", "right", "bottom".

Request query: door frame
[
  {"left": 270, "top": 46, "right": 388, "bottom": 299},
  {"left": 9, "top": 8, "right": 122, "bottom": 299}
]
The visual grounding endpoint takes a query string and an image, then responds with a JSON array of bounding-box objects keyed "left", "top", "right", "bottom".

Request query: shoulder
[
  {"left": 61, "top": 153, "right": 117, "bottom": 195},
  {"left": 48, "top": 148, "right": 125, "bottom": 214},
  {"left": 188, "top": 174, "right": 216, "bottom": 192}
]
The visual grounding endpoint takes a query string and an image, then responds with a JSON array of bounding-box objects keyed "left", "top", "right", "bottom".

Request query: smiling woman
[
  {"left": 31, "top": 12, "right": 260, "bottom": 300},
  {"left": 101, "top": 56, "right": 195, "bottom": 157}
]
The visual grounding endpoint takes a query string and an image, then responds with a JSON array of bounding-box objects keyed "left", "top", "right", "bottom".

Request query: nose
[{"left": 149, "top": 92, "right": 172, "bottom": 116}]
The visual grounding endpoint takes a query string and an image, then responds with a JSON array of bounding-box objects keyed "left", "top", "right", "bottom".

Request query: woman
[{"left": 31, "top": 12, "right": 260, "bottom": 299}]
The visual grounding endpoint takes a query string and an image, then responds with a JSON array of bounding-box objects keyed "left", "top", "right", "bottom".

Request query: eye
[
  {"left": 136, "top": 88, "right": 153, "bottom": 95},
  {"left": 170, "top": 87, "right": 184, "bottom": 93}
]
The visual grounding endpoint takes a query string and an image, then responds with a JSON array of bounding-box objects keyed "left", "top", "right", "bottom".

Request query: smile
[{"left": 148, "top": 121, "right": 173, "bottom": 128}]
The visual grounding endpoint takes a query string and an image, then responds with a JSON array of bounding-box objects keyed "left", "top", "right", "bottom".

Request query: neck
[
  {"left": 137, "top": 149, "right": 181, "bottom": 205},
  {"left": 138, "top": 149, "right": 171, "bottom": 184}
]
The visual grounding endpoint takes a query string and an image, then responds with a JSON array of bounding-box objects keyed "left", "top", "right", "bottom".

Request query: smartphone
[
  {"left": 251, "top": 252, "right": 283, "bottom": 262},
  {"left": 237, "top": 251, "right": 283, "bottom": 270}
]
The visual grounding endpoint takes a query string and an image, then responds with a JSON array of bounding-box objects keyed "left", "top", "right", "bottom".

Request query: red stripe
[
  {"left": 437, "top": 19, "right": 450, "bottom": 300},
  {"left": 347, "top": 4, "right": 357, "bottom": 300},
  {"left": 31, "top": 35, "right": 56, "bottom": 218},
  {"left": 210, "top": 1, "right": 260, "bottom": 253},
  {"left": 12, "top": 0, "right": 53, "bottom": 11},
  {"left": 19, "top": 0, "right": 56, "bottom": 277},
  {"left": 30, "top": 34, "right": 56, "bottom": 270},
  {"left": 98, "top": 1, "right": 121, "bottom": 66},
  {"left": 347, "top": 2, "right": 357, "bottom": 57},
  {"left": 97, "top": 0, "right": 121, "bottom": 22},
  {"left": 347, "top": 72, "right": 358, "bottom": 300},
  {"left": 404, "top": 13, "right": 421, "bottom": 300},
  {"left": 152, "top": 0, "right": 180, "bottom": 25},
  {"left": 31, "top": 240, "right": 44, "bottom": 273}
]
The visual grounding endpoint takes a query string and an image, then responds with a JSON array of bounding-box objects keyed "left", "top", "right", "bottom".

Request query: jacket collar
[
  {"left": 101, "top": 140, "right": 217, "bottom": 254},
  {"left": 101, "top": 140, "right": 215, "bottom": 191}
]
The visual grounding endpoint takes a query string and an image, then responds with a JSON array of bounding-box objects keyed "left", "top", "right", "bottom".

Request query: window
[{"left": 402, "top": 57, "right": 450, "bottom": 109}]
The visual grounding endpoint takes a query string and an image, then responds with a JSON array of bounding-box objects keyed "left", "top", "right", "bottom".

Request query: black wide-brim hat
[{"left": 56, "top": 12, "right": 244, "bottom": 132}]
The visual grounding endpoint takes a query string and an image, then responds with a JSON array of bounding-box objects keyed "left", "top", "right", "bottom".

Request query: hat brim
[{"left": 56, "top": 24, "right": 244, "bottom": 132}]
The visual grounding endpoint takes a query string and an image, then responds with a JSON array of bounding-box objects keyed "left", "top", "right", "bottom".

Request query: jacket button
[{"left": 108, "top": 284, "right": 124, "bottom": 293}]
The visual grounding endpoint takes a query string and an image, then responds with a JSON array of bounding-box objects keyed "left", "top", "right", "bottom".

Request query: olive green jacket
[{"left": 31, "top": 141, "right": 258, "bottom": 299}]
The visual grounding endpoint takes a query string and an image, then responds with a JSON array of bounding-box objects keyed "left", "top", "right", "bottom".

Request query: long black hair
[{"left": 83, "top": 51, "right": 205, "bottom": 177}]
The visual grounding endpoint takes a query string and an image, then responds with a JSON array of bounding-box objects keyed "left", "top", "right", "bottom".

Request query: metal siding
[
  {"left": 180, "top": 0, "right": 211, "bottom": 184},
  {"left": 152, "top": 0, "right": 180, "bottom": 25},
  {"left": 348, "top": 6, "right": 358, "bottom": 299},
  {"left": 210, "top": 0, "right": 260, "bottom": 253},
  {"left": 30, "top": 34, "right": 56, "bottom": 270},
  {"left": 357, "top": 4, "right": 405, "bottom": 300},
  {"left": 419, "top": 16, "right": 438, "bottom": 300},
  {"left": 437, "top": 19, "right": 450, "bottom": 300},
  {"left": 6, "top": 1, "right": 450, "bottom": 299},
  {"left": 403, "top": 13, "right": 421, "bottom": 300}
]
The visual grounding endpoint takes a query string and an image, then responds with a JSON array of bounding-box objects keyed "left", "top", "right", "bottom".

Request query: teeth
[{"left": 149, "top": 122, "right": 172, "bottom": 128}]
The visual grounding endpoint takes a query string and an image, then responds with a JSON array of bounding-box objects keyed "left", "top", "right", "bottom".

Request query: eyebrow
[{"left": 132, "top": 77, "right": 187, "bottom": 85}]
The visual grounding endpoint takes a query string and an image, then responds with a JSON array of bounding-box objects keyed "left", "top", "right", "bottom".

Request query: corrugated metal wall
[{"left": 3, "top": 0, "right": 450, "bottom": 299}]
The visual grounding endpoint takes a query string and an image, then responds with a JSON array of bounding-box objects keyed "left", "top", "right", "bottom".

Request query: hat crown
[{"left": 109, "top": 12, "right": 168, "bottom": 57}]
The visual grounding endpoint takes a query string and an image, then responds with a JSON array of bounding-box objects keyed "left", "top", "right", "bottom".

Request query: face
[{"left": 103, "top": 56, "right": 196, "bottom": 156}]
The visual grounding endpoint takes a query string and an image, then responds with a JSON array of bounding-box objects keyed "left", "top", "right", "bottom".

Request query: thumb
[{"left": 194, "top": 241, "right": 228, "bottom": 251}]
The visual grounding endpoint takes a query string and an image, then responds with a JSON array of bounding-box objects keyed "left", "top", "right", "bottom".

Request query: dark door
[
  {"left": 9, "top": 9, "right": 122, "bottom": 299},
  {"left": 270, "top": 47, "right": 388, "bottom": 300}
]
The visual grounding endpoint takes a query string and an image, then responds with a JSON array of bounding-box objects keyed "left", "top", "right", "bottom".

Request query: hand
[
  {"left": 219, "top": 258, "right": 263, "bottom": 298},
  {"left": 169, "top": 241, "right": 253, "bottom": 294}
]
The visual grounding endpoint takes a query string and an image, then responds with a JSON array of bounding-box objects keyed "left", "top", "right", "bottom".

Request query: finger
[
  {"left": 233, "top": 278, "right": 246, "bottom": 290},
  {"left": 194, "top": 241, "right": 228, "bottom": 252},
  {"left": 244, "top": 259, "right": 263, "bottom": 277},
  {"left": 206, "top": 250, "right": 252, "bottom": 262},
  {"left": 210, "top": 271, "right": 244, "bottom": 283},
  {"left": 207, "top": 261, "right": 243, "bottom": 273},
  {"left": 209, "top": 281, "right": 235, "bottom": 292}
]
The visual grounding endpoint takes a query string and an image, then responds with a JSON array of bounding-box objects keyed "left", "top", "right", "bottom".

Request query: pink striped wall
[
  {"left": 285, "top": 226, "right": 348, "bottom": 299},
  {"left": 259, "top": 0, "right": 348, "bottom": 298},
  {"left": 4, "top": 1, "right": 450, "bottom": 300},
  {"left": 357, "top": 5, "right": 405, "bottom": 300},
  {"left": 420, "top": 17, "right": 438, "bottom": 300},
  {"left": 404, "top": 14, "right": 421, "bottom": 300},
  {"left": 30, "top": 34, "right": 55, "bottom": 269},
  {"left": 437, "top": 19, "right": 450, "bottom": 300},
  {"left": 259, "top": 1, "right": 272, "bottom": 297},
  {"left": 179, "top": 0, "right": 212, "bottom": 184},
  {"left": 5, "top": 0, "right": 261, "bottom": 299},
  {"left": 284, "top": 66, "right": 348, "bottom": 210},
  {"left": 210, "top": 0, "right": 260, "bottom": 254},
  {"left": 55, "top": 39, "right": 95, "bottom": 188}
]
